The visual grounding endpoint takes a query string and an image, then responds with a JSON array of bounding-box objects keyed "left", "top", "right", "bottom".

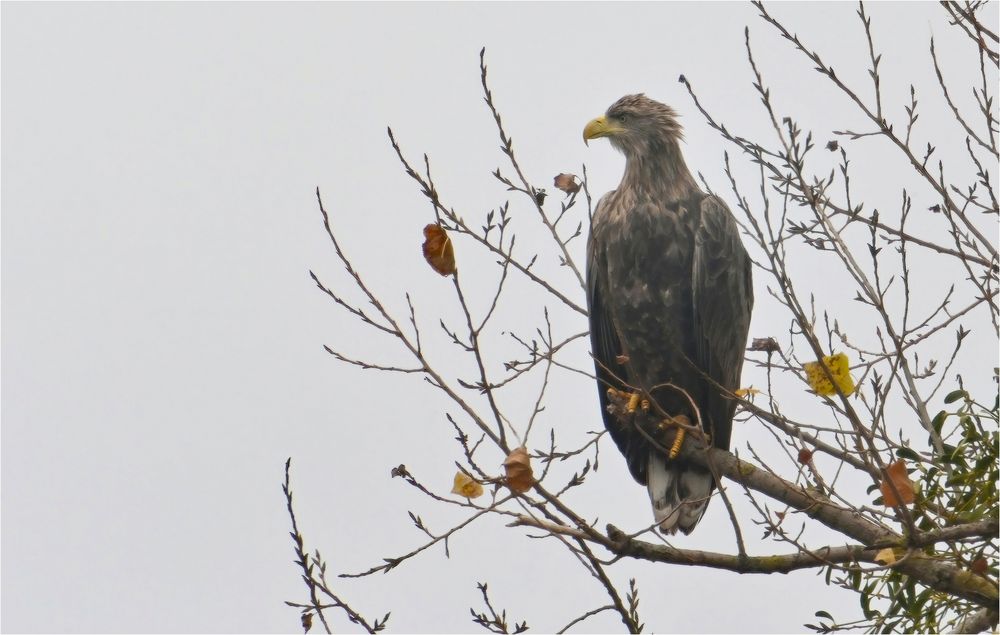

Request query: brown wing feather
[
  {"left": 691, "top": 195, "right": 754, "bottom": 450},
  {"left": 586, "top": 193, "right": 648, "bottom": 484}
]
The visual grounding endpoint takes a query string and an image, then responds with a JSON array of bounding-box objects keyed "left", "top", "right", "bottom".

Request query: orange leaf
[
  {"left": 450, "top": 471, "right": 484, "bottom": 499},
  {"left": 503, "top": 446, "right": 534, "bottom": 493},
  {"left": 421, "top": 224, "right": 456, "bottom": 277},
  {"left": 553, "top": 173, "right": 580, "bottom": 194},
  {"left": 797, "top": 448, "right": 814, "bottom": 464},
  {"left": 879, "top": 460, "right": 916, "bottom": 507}
]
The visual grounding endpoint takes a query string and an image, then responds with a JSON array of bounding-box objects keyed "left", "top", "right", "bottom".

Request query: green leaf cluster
[{"left": 812, "top": 377, "right": 998, "bottom": 633}]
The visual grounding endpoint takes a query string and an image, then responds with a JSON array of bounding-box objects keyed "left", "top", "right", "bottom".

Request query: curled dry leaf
[
  {"left": 422, "top": 224, "right": 456, "bottom": 277},
  {"left": 971, "top": 557, "right": 989, "bottom": 576},
  {"left": 797, "top": 447, "right": 814, "bottom": 465},
  {"left": 879, "top": 459, "right": 916, "bottom": 507},
  {"left": 804, "top": 352, "right": 856, "bottom": 397},
  {"left": 734, "top": 387, "right": 761, "bottom": 398},
  {"left": 748, "top": 337, "right": 780, "bottom": 353},
  {"left": 503, "top": 446, "right": 534, "bottom": 493},
  {"left": 451, "top": 471, "right": 484, "bottom": 499},
  {"left": 553, "top": 173, "right": 580, "bottom": 194}
]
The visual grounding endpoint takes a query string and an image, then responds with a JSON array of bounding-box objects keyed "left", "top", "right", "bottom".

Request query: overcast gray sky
[{"left": 3, "top": 2, "right": 997, "bottom": 633}]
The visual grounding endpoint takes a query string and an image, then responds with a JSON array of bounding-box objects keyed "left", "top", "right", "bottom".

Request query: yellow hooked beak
[{"left": 583, "top": 115, "right": 624, "bottom": 146}]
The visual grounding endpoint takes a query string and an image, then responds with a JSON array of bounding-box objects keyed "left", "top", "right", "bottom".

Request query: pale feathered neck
[{"left": 620, "top": 137, "right": 699, "bottom": 204}]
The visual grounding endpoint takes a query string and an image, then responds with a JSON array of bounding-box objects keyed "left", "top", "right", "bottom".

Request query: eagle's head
[{"left": 583, "top": 94, "right": 684, "bottom": 158}]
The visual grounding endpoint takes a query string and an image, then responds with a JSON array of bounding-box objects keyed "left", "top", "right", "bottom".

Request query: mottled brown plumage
[{"left": 584, "top": 94, "right": 753, "bottom": 534}]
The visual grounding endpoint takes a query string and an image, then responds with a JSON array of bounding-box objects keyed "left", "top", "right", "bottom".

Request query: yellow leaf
[
  {"left": 879, "top": 460, "right": 916, "bottom": 507},
  {"left": 803, "top": 353, "right": 855, "bottom": 396},
  {"left": 450, "top": 471, "right": 484, "bottom": 499},
  {"left": 874, "top": 547, "right": 897, "bottom": 565},
  {"left": 735, "top": 387, "right": 761, "bottom": 398},
  {"left": 422, "top": 224, "right": 456, "bottom": 277},
  {"left": 503, "top": 446, "right": 534, "bottom": 493}
]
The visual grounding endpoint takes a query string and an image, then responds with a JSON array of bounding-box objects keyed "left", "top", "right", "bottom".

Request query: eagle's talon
[
  {"left": 640, "top": 398, "right": 650, "bottom": 413},
  {"left": 607, "top": 387, "right": 632, "bottom": 400},
  {"left": 669, "top": 426, "right": 686, "bottom": 459},
  {"left": 658, "top": 415, "right": 691, "bottom": 460},
  {"left": 626, "top": 392, "right": 642, "bottom": 413}
]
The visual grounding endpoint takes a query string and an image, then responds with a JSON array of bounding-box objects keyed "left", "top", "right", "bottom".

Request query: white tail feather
[{"left": 646, "top": 451, "right": 713, "bottom": 534}]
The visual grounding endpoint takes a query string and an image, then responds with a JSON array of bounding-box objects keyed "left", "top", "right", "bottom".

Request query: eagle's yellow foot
[
  {"left": 606, "top": 387, "right": 628, "bottom": 402},
  {"left": 605, "top": 389, "right": 648, "bottom": 420},
  {"left": 658, "top": 414, "right": 693, "bottom": 459},
  {"left": 669, "top": 427, "right": 686, "bottom": 459},
  {"left": 607, "top": 388, "right": 644, "bottom": 413}
]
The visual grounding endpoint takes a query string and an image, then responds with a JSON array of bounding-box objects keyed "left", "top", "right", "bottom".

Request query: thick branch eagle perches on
[{"left": 584, "top": 94, "right": 754, "bottom": 534}]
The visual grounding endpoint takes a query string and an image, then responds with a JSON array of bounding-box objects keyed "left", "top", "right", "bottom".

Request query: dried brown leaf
[
  {"left": 748, "top": 337, "right": 780, "bottom": 353},
  {"left": 422, "top": 224, "right": 456, "bottom": 277},
  {"left": 553, "top": 173, "right": 580, "bottom": 194},
  {"left": 503, "top": 446, "right": 534, "bottom": 493},
  {"left": 879, "top": 460, "right": 916, "bottom": 507},
  {"left": 971, "top": 557, "right": 989, "bottom": 576}
]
